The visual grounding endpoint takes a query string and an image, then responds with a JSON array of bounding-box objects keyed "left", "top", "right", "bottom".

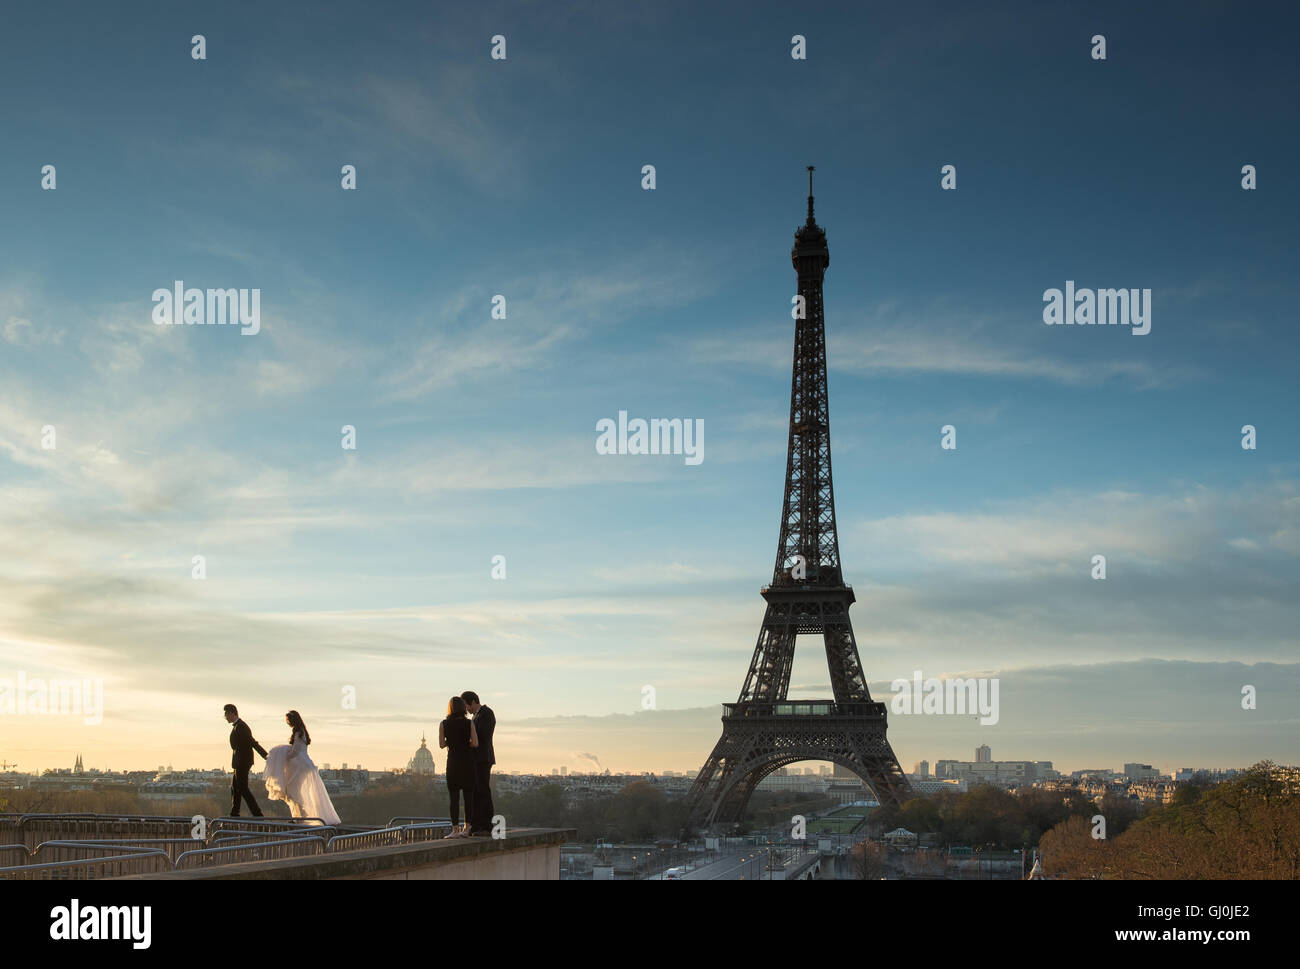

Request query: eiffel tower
[{"left": 683, "top": 168, "right": 911, "bottom": 831}]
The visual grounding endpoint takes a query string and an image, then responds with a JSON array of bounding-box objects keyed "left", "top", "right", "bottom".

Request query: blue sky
[{"left": 1, "top": 1, "right": 1297, "bottom": 776}]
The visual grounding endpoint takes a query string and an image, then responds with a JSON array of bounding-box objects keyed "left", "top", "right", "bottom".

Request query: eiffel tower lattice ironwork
[{"left": 683, "top": 168, "right": 911, "bottom": 831}]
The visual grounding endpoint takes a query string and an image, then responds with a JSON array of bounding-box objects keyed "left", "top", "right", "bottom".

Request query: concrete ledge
[{"left": 113, "top": 828, "right": 576, "bottom": 880}]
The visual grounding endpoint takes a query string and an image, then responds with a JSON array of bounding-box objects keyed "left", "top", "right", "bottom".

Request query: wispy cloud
[
  {"left": 382, "top": 252, "right": 719, "bottom": 399},
  {"left": 694, "top": 308, "right": 1204, "bottom": 388}
]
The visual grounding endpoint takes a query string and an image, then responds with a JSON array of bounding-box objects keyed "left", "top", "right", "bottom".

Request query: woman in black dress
[{"left": 438, "top": 695, "right": 479, "bottom": 837}]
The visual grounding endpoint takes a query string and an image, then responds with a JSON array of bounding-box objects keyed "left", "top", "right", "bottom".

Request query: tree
[
  {"left": 852, "top": 840, "right": 888, "bottom": 879},
  {"left": 1038, "top": 814, "right": 1110, "bottom": 878},
  {"left": 1038, "top": 762, "right": 1300, "bottom": 879}
]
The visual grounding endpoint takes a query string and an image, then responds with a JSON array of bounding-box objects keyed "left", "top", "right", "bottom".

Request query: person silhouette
[
  {"left": 461, "top": 691, "right": 496, "bottom": 836},
  {"left": 223, "top": 704, "right": 267, "bottom": 817}
]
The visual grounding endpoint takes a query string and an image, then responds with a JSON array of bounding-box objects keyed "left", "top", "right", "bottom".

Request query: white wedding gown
[{"left": 263, "top": 731, "right": 341, "bottom": 825}]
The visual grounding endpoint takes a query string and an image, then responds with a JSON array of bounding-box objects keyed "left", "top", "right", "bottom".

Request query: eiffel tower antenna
[{"left": 683, "top": 169, "right": 911, "bottom": 832}]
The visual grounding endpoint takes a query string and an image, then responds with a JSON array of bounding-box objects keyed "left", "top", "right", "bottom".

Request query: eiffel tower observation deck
[{"left": 683, "top": 169, "right": 911, "bottom": 832}]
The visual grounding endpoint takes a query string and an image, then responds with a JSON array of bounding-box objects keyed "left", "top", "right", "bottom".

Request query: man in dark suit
[
  {"left": 223, "top": 703, "right": 268, "bottom": 817},
  {"left": 461, "top": 691, "right": 495, "bottom": 836}
]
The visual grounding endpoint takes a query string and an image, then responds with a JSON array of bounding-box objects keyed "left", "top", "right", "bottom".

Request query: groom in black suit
[
  {"left": 461, "top": 691, "right": 495, "bottom": 836},
  {"left": 223, "top": 703, "right": 268, "bottom": 817}
]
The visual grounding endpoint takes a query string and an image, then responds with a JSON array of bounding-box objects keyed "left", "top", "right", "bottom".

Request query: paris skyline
[{"left": 2, "top": 1, "right": 1298, "bottom": 778}]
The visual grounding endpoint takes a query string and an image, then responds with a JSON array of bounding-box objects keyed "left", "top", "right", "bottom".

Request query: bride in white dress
[{"left": 262, "top": 710, "right": 341, "bottom": 825}]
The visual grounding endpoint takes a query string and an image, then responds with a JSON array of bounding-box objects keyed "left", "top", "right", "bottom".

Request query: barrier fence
[
  {"left": 0, "top": 814, "right": 455, "bottom": 880},
  {"left": 0, "top": 851, "right": 174, "bottom": 881},
  {"left": 11, "top": 814, "right": 195, "bottom": 850},
  {"left": 33, "top": 839, "right": 202, "bottom": 863},
  {"left": 175, "top": 836, "right": 325, "bottom": 869}
]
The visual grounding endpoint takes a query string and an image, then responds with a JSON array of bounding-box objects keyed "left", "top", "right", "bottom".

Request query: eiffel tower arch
[{"left": 684, "top": 169, "right": 911, "bottom": 832}]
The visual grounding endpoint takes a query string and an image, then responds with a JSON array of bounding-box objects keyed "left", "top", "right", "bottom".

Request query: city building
[
  {"left": 1071, "top": 768, "right": 1117, "bottom": 781},
  {"left": 406, "top": 734, "right": 436, "bottom": 776},
  {"left": 909, "top": 778, "right": 967, "bottom": 794},
  {"left": 320, "top": 767, "right": 371, "bottom": 795},
  {"left": 756, "top": 773, "right": 827, "bottom": 793},
  {"left": 884, "top": 827, "right": 919, "bottom": 847},
  {"left": 1122, "top": 763, "right": 1159, "bottom": 781},
  {"left": 933, "top": 758, "right": 1054, "bottom": 789},
  {"left": 139, "top": 774, "right": 210, "bottom": 802},
  {"left": 1129, "top": 780, "right": 1180, "bottom": 805}
]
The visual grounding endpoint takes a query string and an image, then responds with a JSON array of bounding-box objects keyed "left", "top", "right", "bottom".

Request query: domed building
[{"left": 407, "top": 733, "right": 436, "bottom": 776}]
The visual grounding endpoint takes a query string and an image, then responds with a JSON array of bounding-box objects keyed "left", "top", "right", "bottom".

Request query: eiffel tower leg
[
  {"left": 822, "top": 617, "right": 868, "bottom": 703},
  {"left": 683, "top": 746, "right": 723, "bottom": 825},
  {"left": 683, "top": 717, "right": 769, "bottom": 832},
  {"left": 844, "top": 724, "right": 911, "bottom": 808},
  {"left": 738, "top": 605, "right": 797, "bottom": 703},
  {"left": 684, "top": 746, "right": 741, "bottom": 828},
  {"left": 714, "top": 765, "right": 772, "bottom": 826},
  {"left": 685, "top": 709, "right": 912, "bottom": 833}
]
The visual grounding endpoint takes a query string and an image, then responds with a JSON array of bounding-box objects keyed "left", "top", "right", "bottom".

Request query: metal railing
[
  {"left": 722, "top": 700, "right": 887, "bottom": 718},
  {"left": 175, "top": 836, "right": 324, "bottom": 869},
  {"left": 326, "top": 826, "right": 404, "bottom": 852},
  {"left": 0, "top": 844, "right": 30, "bottom": 865},
  {"left": 33, "top": 840, "right": 173, "bottom": 864},
  {"left": 327, "top": 821, "right": 454, "bottom": 852},
  {"left": 0, "top": 815, "right": 456, "bottom": 876},
  {"left": 398, "top": 823, "right": 454, "bottom": 844},
  {"left": 209, "top": 816, "right": 332, "bottom": 833},
  {"left": 212, "top": 828, "right": 335, "bottom": 846},
  {"left": 11, "top": 813, "right": 195, "bottom": 850},
  {"left": 0, "top": 850, "right": 173, "bottom": 880},
  {"left": 33, "top": 838, "right": 199, "bottom": 863}
]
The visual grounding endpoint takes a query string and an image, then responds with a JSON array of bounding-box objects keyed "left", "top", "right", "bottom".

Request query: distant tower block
[{"left": 684, "top": 169, "right": 911, "bottom": 832}]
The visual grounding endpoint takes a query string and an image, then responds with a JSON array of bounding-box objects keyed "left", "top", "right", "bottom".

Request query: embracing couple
[
  {"left": 224, "top": 703, "right": 341, "bottom": 825},
  {"left": 438, "top": 690, "right": 495, "bottom": 837}
]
